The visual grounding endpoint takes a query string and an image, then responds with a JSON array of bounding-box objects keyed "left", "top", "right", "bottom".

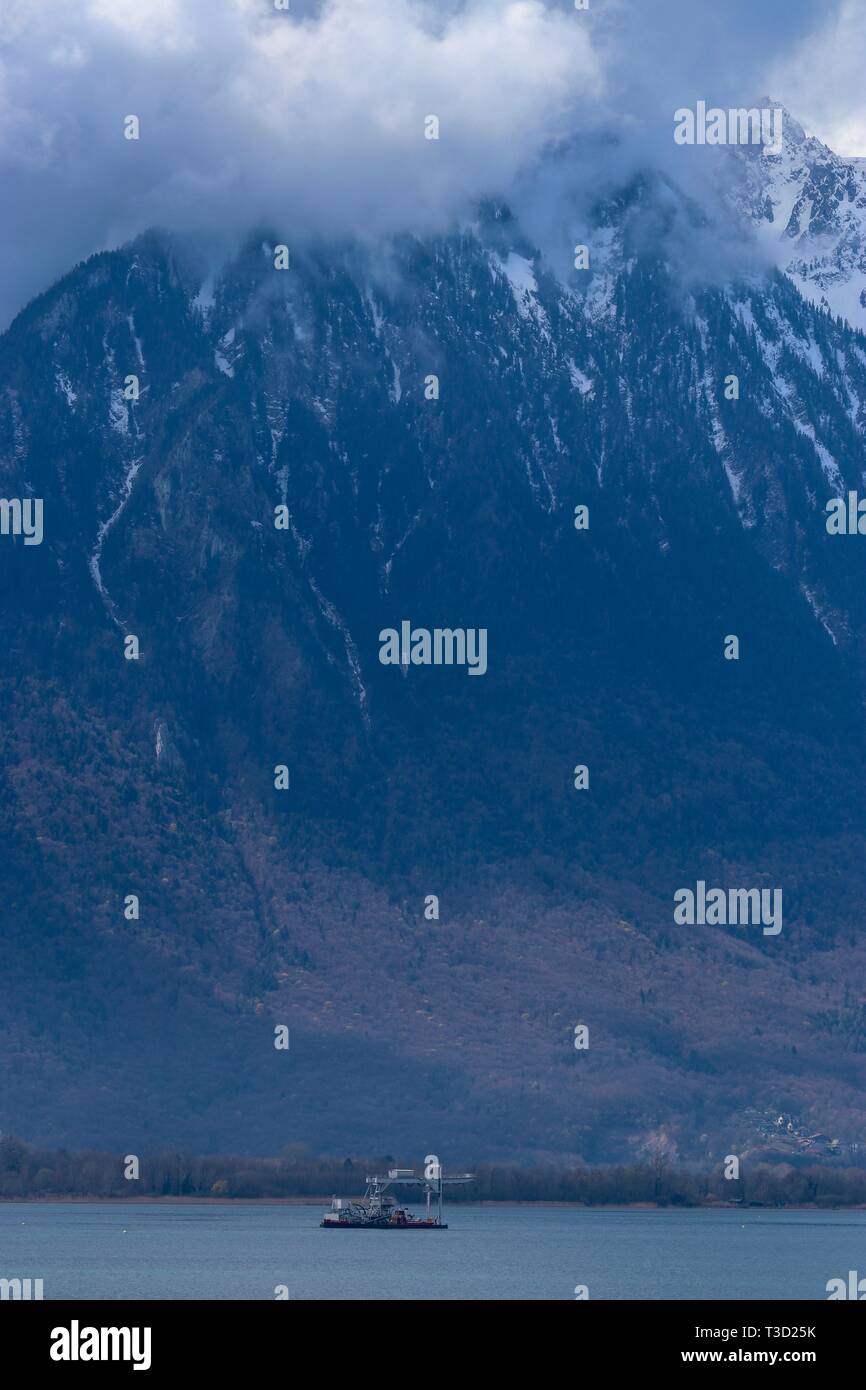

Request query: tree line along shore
[{"left": 2, "top": 1135, "right": 865, "bottom": 1206}]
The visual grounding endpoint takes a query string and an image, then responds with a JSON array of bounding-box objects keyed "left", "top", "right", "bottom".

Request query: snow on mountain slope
[
  {"left": 3, "top": 134, "right": 866, "bottom": 1158},
  {"left": 730, "top": 105, "right": 866, "bottom": 331}
]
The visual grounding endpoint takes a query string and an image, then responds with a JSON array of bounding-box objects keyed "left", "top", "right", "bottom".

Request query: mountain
[
  {"left": 2, "top": 120, "right": 866, "bottom": 1165},
  {"left": 728, "top": 103, "right": 866, "bottom": 332}
]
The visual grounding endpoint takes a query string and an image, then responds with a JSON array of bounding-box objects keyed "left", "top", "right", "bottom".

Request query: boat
[{"left": 320, "top": 1157, "right": 473, "bottom": 1229}]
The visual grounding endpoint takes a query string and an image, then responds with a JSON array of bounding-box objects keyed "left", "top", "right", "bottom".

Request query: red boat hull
[{"left": 320, "top": 1220, "right": 447, "bottom": 1229}]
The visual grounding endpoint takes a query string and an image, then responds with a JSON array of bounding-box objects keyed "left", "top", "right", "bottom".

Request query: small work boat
[{"left": 320, "top": 1159, "right": 473, "bottom": 1229}]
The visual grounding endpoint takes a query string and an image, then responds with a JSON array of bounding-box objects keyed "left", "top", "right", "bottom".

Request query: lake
[{"left": 1, "top": 1204, "right": 863, "bottom": 1300}]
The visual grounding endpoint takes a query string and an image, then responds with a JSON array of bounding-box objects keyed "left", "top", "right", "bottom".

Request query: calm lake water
[{"left": 2, "top": 1204, "right": 863, "bottom": 1300}]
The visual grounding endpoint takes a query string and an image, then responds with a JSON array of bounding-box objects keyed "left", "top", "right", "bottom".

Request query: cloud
[
  {"left": 0, "top": 0, "right": 600, "bottom": 325},
  {"left": 0, "top": 0, "right": 854, "bottom": 328},
  {"left": 767, "top": 0, "right": 866, "bottom": 156}
]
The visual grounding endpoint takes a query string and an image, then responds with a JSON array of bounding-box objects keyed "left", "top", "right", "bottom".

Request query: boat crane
[{"left": 321, "top": 1155, "right": 474, "bottom": 1229}]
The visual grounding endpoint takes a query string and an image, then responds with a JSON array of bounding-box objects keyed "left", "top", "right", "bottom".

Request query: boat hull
[{"left": 320, "top": 1220, "right": 447, "bottom": 1230}]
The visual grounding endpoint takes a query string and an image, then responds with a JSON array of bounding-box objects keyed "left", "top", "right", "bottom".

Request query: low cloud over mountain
[{"left": 0, "top": 0, "right": 862, "bottom": 328}]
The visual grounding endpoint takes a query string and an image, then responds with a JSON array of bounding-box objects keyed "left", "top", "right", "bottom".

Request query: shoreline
[{"left": 3, "top": 1195, "right": 866, "bottom": 1210}]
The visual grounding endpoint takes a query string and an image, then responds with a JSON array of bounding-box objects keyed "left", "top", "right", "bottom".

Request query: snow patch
[
  {"left": 89, "top": 454, "right": 145, "bottom": 622},
  {"left": 55, "top": 371, "right": 77, "bottom": 409},
  {"left": 496, "top": 253, "right": 551, "bottom": 336},
  {"left": 108, "top": 388, "right": 129, "bottom": 434},
  {"left": 215, "top": 326, "right": 236, "bottom": 378},
  {"left": 127, "top": 314, "right": 145, "bottom": 369},
  {"left": 567, "top": 359, "right": 594, "bottom": 395}
]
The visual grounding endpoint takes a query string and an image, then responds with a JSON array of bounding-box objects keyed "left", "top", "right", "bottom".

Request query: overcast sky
[{"left": 0, "top": 0, "right": 863, "bottom": 328}]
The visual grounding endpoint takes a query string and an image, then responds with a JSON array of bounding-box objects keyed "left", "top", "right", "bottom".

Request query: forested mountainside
[{"left": 2, "top": 134, "right": 866, "bottom": 1161}]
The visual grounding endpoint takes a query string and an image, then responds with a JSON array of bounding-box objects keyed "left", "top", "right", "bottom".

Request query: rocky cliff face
[
  {"left": 729, "top": 104, "right": 866, "bottom": 331},
  {"left": 2, "top": 129, "right": 866, "bottom": 1162}
]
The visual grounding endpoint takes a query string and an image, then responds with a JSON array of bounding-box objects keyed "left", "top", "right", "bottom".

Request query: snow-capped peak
[{"left": 729, "top": 101, "right": 866, "bottom": 331}]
